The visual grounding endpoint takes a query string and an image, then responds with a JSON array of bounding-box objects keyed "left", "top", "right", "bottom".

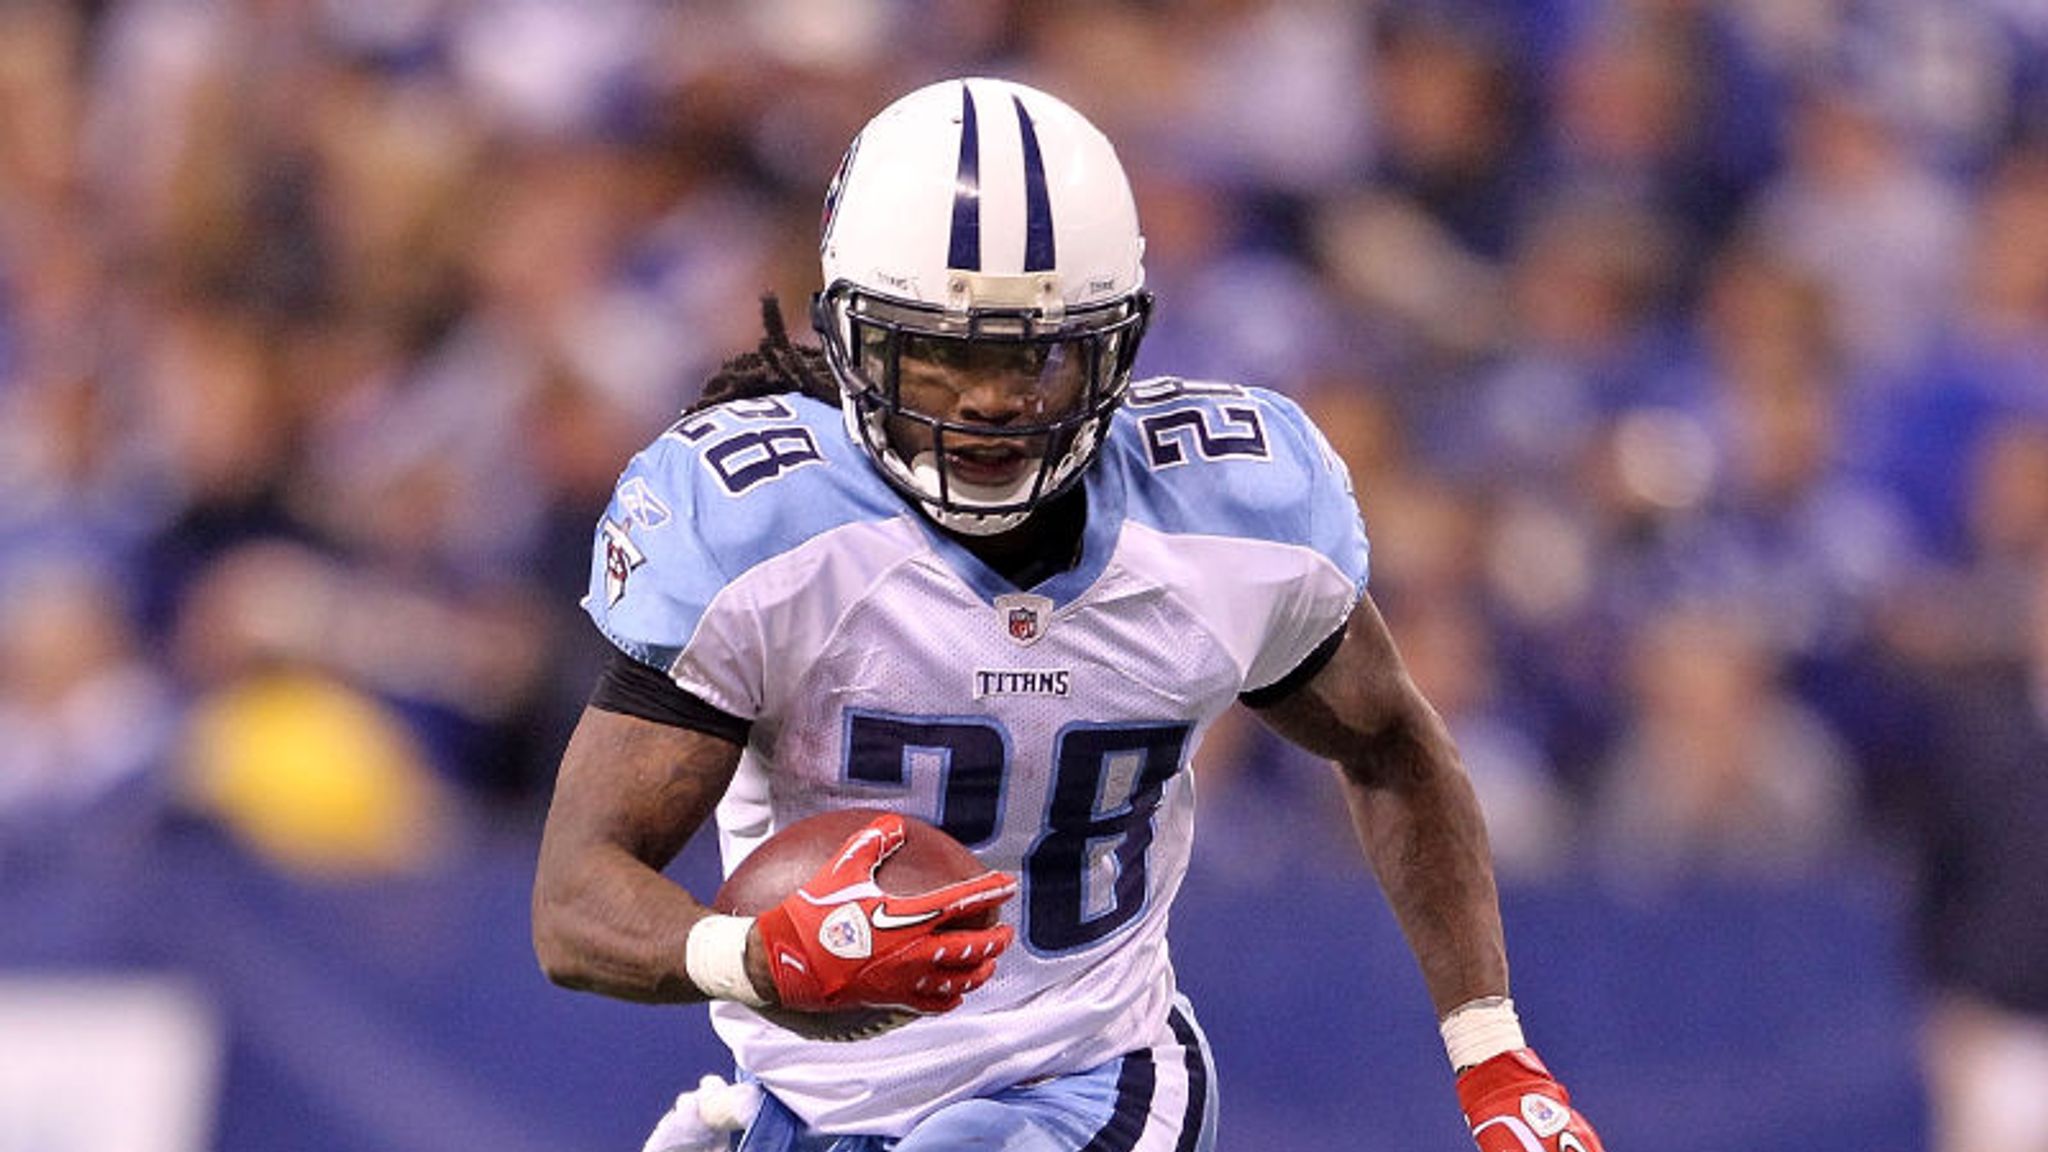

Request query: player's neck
[{"left": 950, "top": 488, "right": 1086, "bottom": 590}]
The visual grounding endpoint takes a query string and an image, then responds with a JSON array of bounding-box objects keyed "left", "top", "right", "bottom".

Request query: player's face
[{"left": 886, "top": 335, "right": 1089, "bottom": 490}]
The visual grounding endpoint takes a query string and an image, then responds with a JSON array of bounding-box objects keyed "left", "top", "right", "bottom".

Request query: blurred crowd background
[{"left": 3, "top": 1, "right": 2046, "bottom": 1150}]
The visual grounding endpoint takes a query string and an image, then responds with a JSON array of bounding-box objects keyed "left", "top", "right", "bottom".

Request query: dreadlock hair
[{"left": 687, "top": 294, "right": 840, "bottom": 416}]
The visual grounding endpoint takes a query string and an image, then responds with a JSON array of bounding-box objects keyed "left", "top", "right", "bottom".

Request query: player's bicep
[
  {"left": 540, "top": 705, "right": 742, "bottom": 872},
  {"left": 1247, "top": 593, "right": 1436, "bottom": 776}
]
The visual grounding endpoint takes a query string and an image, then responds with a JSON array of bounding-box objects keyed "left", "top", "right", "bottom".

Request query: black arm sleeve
[
  {"left": 587, "top": 648, "right": 753, "bottom": 746},
  {"left": 1238, "top": 623, "right": 1347, "bottom": 710}
]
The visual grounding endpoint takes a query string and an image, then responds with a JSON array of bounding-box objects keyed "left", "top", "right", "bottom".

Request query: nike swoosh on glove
[{"left": 753, "top": 812, "right": 1017, "bottom": 1015}]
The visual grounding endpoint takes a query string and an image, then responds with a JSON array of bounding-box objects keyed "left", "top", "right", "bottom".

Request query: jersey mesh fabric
[{"left": 584, "top": 383, "right": 1367, "bottom": 1135}]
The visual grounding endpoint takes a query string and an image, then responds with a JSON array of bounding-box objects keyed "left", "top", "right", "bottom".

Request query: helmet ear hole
[{"left": 813, "top": 78, "right": 1150, "bottom": 535}]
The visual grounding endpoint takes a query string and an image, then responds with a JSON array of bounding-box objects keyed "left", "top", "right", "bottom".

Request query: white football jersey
[{"left": 584, "top": 379, "right": 1369, "bottom": 1136}]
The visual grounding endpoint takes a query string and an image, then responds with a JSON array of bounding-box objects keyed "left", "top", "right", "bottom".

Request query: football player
[{"left": 532, "top": 76, "right": 1603, "bottom": 1152}]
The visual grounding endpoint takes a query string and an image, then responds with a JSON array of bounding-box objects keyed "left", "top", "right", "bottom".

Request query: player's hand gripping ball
[
  {"left": 1457, "top": 1049, "right": 1604, "bottom": 1152},
  {"left": 716, "top": 809, "right": 1017, "bottom": 1041}
]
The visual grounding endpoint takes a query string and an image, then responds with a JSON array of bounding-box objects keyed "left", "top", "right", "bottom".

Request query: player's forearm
[
  {"left": 532, "top": 706, "right": 741, "bottom": 1004},
  {"left": 1337, "top": 716, "right": 1508, "bottom": 1017},
  {"left": 532, "top": 845, "right": 716, "bottom": 1003}
]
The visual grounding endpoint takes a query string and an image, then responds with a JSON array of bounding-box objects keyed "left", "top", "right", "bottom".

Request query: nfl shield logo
[
  {"left": 818, "top": 904, "right": 872, "bottom": 960},
  {"left": 1520, "top": 1093, "right": 1570, "bottom": 1138},
  {"left": 994, "top": 593, "right": 1054, "bottom": 647}
]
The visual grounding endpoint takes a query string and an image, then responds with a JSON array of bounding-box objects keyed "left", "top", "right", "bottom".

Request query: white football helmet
[{"left": 813, "top": 77, "right": 1150, "bottom": 535}]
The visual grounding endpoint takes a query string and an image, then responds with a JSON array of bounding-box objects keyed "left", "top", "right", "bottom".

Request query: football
[{"left": 714, "top": 808, "right": 997, "bottom": 1041}]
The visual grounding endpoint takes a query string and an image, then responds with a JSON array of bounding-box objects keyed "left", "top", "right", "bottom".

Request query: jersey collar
[{"left": 916, "top": 462, "right": 1126, "bottom": 609}]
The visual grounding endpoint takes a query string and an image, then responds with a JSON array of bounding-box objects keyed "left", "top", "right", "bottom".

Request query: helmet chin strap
[
  {"left": 906, "top": 452, "right": 1033, "bottom": 536},
  {"left": 843, "top": 394, "right": 1038, "bottom": 536}
]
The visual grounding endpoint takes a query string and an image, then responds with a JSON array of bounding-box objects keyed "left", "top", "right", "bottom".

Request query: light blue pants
[{"left": 735, "top": 999, "right": 1218, "bottom": 1152}]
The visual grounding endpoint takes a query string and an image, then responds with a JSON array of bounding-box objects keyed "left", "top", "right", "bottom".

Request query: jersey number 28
[{"left": 846, "top": 713, "right": 1188, "bottom": 955}]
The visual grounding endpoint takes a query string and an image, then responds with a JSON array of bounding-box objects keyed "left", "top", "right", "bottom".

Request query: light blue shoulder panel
[
  {"left": 581, "top": 395, "right": 902, "bottom": 671},
  {"left": 1105, "top": 377, "right": 1370, "bottom": 593}
]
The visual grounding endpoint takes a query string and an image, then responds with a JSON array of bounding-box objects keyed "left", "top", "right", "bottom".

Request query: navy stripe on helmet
[
  {"left": 948, "top": 84, "right": 982, "bottom": 272},
  {"left": 1014, "top": 95, "right": 1055, "bottom": 272}
]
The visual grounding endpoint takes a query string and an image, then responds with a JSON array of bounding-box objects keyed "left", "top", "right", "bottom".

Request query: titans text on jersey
[{"left": 583, "top": 377, "right": 1369, "bottom": 1136}]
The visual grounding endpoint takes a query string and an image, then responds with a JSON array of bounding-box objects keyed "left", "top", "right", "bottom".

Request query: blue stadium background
[
  {"left": 4, "top": 813, "right": 1925, "bottom": 1152},
  {"left": 5, "top": 1, "right": 2046, "bottom": 1149}
]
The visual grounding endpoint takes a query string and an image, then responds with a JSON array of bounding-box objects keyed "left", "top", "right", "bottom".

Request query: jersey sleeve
[
  {"left": 1259, "top": 389, "right": 1371, "bottom": 583},
  {"left": 581, "top": 432, "right": 761, "bottom": 718},
  {"left": 582, "top": 395, "right": 899, "bottom": 721},
  {"left": 1112, "top": 379, "right": 1371, "bottom": 696},
  {"left": 1237, "top": 389, "right": 1371, "bottom": 691}
]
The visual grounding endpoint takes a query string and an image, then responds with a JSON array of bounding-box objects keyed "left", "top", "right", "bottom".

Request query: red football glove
[
  {"left": 753, "top": 813, "right": 1017, "bottom": 1016},
  {"left": 1457, "top": 1049, "right": 1604, "bottom": 1152}
]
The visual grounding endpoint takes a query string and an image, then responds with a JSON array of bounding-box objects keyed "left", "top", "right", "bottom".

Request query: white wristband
[
  {"left": 685, "top": 914, "right": 767, "bottom": 1007},
  {"left": 1440, "top": 995, "right": 1525, "bottom": 1071}
]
